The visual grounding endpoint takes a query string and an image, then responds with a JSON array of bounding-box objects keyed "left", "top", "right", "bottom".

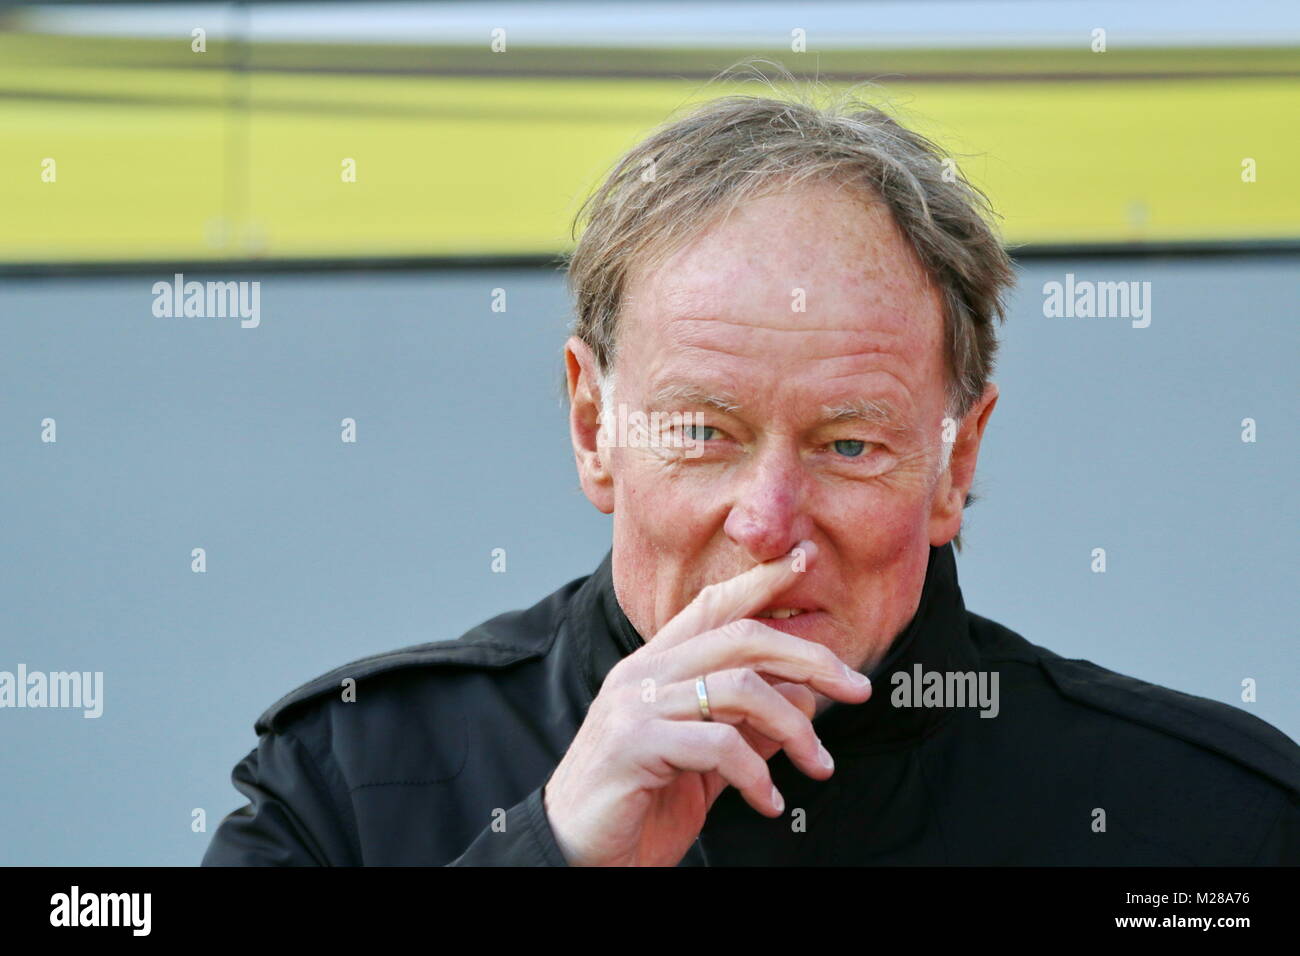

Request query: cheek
[
  {"left": 834, "top": 493, "right": 932, "bottom": 626},
  {"left": 610, "top": 458, "right": 721, "bottom": 638},
  {"left": 612, "top": 454, "right": 716, "bottom": 549},
  {"left": 827, "top": 481, "right": 931, "bottom": 563}
]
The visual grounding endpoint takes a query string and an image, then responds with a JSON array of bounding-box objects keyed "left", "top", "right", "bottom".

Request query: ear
[
  {"left": 928, "top": 382, "right": 998, "bottom": 547},
  {"left": 564, "top": 336, "right": 614, "bottom": 514}
]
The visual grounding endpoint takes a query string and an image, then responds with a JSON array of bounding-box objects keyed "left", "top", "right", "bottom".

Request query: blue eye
[
  {"left": 833, "top": 439, "right": 867, "bottom": 457},
  {"left": 685, "top": 425, "right": 719, "bottom": 441}
]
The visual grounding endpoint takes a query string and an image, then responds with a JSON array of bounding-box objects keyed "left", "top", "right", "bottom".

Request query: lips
[
  {"left": 744, "top": 609, "right": 827, "bottom": 635},
  {"left": 753, "top": 606, "right": 813, "bottom": 619},
  {"left": 747, "top": 589, "right": 824, "bottom": 623},
  {"left": 751, "top": 595, "right": 822, "bottom": 617}
]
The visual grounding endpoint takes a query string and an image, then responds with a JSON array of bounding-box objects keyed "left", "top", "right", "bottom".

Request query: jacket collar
[{"left": 571, "top": 541, "right": 978, "bottom": 747}]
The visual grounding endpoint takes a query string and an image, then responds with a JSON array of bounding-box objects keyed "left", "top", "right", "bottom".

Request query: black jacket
[{"left": 202, "top": 542, "right": 1300, "bottom": 865}]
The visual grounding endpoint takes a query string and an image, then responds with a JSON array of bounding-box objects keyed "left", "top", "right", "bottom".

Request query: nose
[{"left": 722, "top": 443, "right": 814, "bottom": 565}]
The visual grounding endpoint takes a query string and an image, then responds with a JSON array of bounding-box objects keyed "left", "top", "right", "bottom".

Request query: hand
[{"left": 542, "top": 540, "right": 873, "bottom": 866}]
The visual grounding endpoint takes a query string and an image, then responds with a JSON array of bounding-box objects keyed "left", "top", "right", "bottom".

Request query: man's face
[{"left": 567, "top": 180, "right": 995, "bottom": 673}]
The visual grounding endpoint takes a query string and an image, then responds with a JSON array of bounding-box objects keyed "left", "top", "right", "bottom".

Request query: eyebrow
[
  {"left": 646, "top": 383, "right": 742, "bottom": 414},
  {"left": 647, "top": 384, "right": 909, "bottom": 432},
  {"left": 820, "top": 398, "right": 911, "bottom": 433}
]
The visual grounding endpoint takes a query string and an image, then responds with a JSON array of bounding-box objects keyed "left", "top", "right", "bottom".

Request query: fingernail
[
  {"left": 817, "top": 742, "right": 834, "bottom": 769},
  {"left": 771, "top": 786, "right": 785, "bottom": 813},
  {"left": 843, "top": 664, "right": 870, "bottom": 687}
]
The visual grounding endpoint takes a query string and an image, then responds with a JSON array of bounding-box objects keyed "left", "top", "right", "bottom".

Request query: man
[{"left": 203, "top": 91, "right": 1299, "bottom": 866}]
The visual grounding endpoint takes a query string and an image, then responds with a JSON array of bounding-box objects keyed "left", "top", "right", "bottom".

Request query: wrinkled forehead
[
  {"left": 615, "top": 184, "right": 946, "bottom": 399},
  {"left": 627, "top": 182, "right": 936, "bottom": 319}
]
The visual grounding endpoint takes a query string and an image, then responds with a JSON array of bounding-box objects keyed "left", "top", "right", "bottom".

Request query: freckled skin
[{"left": 565, "top": 180, "right": 998, "bottom": 677}]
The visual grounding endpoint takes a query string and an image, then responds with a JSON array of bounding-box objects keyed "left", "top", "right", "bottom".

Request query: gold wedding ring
[{"left": 695, "top": 675, "right": 713, "bottom": 721}]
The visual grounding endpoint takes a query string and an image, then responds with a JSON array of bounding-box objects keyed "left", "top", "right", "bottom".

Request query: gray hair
[{"left": 567, "top": 64, "right": 1013, "bottom": 548}]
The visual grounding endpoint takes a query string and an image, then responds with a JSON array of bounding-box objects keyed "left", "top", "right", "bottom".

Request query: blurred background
[
  {"left": 4, "top": 0, "right": 1300, "bottom": 260},
  {"left": 1, "top": 0, "right": 1297, "bottom": 865}
]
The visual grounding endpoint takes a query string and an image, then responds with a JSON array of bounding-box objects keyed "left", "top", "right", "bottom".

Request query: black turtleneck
[{"left": 205, "top": 536, "right": 1300, "bottom": 866}]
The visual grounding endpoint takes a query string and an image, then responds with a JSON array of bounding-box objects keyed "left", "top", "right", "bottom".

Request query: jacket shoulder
[
  {"left": 254, "top": 574, "right": 585, "bottom": 735},
  {"left": 968, "top": 611, "right": 1300, "bottom": 797}
]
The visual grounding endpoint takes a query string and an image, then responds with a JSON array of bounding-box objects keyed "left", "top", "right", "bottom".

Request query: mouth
[
  {"left": 744, "top": 606, "right": 827, "bottom": 635},
  {"left": 752, "top": 607, "right": 811, "bottom": 619}
]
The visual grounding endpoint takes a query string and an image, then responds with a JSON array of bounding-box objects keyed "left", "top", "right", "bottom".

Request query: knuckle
[
  {"left": 725, "top": 667, "right": 759, "bottom": 697},
  {"left": 602, "top": 708, "right": 639, "bottom": 745},
  {"left": 602, "top": 656, "right": 634, "bottom": 688},
  {"left": 613, "top": 682, "right": 652, "bottom": 717},
  {"left": 737, "top": 750, "right": 768, "bottom": 791},
  {"left": 599, "top": 687, "right": 652, "bottom": 730},
  {"left": 691, "top": 580, "right": 727, "bottom": 616},
  {"left": 713, "top": 619, "right": 743, "bottom": 643},
  {"left": 607, "top": 650, "right": 656, "bottom": 688},
  {"left": 795, "top": 718, "right": 819, "bottom": 749},
  {"left": 815, "top": 645, "right": 843, "bottom": 672},
  {"left": 710, "top": 722, "right": 744, "bottom": 758},
  {"left": 717, "top": 617, "right": 759, "bottom": 643}
]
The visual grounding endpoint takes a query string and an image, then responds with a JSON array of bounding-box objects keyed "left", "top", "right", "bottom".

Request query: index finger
[{"left": 652, "top": 539, "right": 818, "bottom": 650}]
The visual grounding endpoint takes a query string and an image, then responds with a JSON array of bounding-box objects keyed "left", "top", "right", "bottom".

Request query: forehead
[{"left": 617, "top": 181, "right": 946, "bottom": 417}]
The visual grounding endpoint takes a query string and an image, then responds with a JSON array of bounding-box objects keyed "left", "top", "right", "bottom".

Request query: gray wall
[{"left": 0, "top": 257, "right": 1295, "bottom": 865}]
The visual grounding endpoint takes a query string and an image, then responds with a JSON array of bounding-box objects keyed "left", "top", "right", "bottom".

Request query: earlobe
[{"left": 927, "top": 468, "right": 964, "bottom": 548}]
